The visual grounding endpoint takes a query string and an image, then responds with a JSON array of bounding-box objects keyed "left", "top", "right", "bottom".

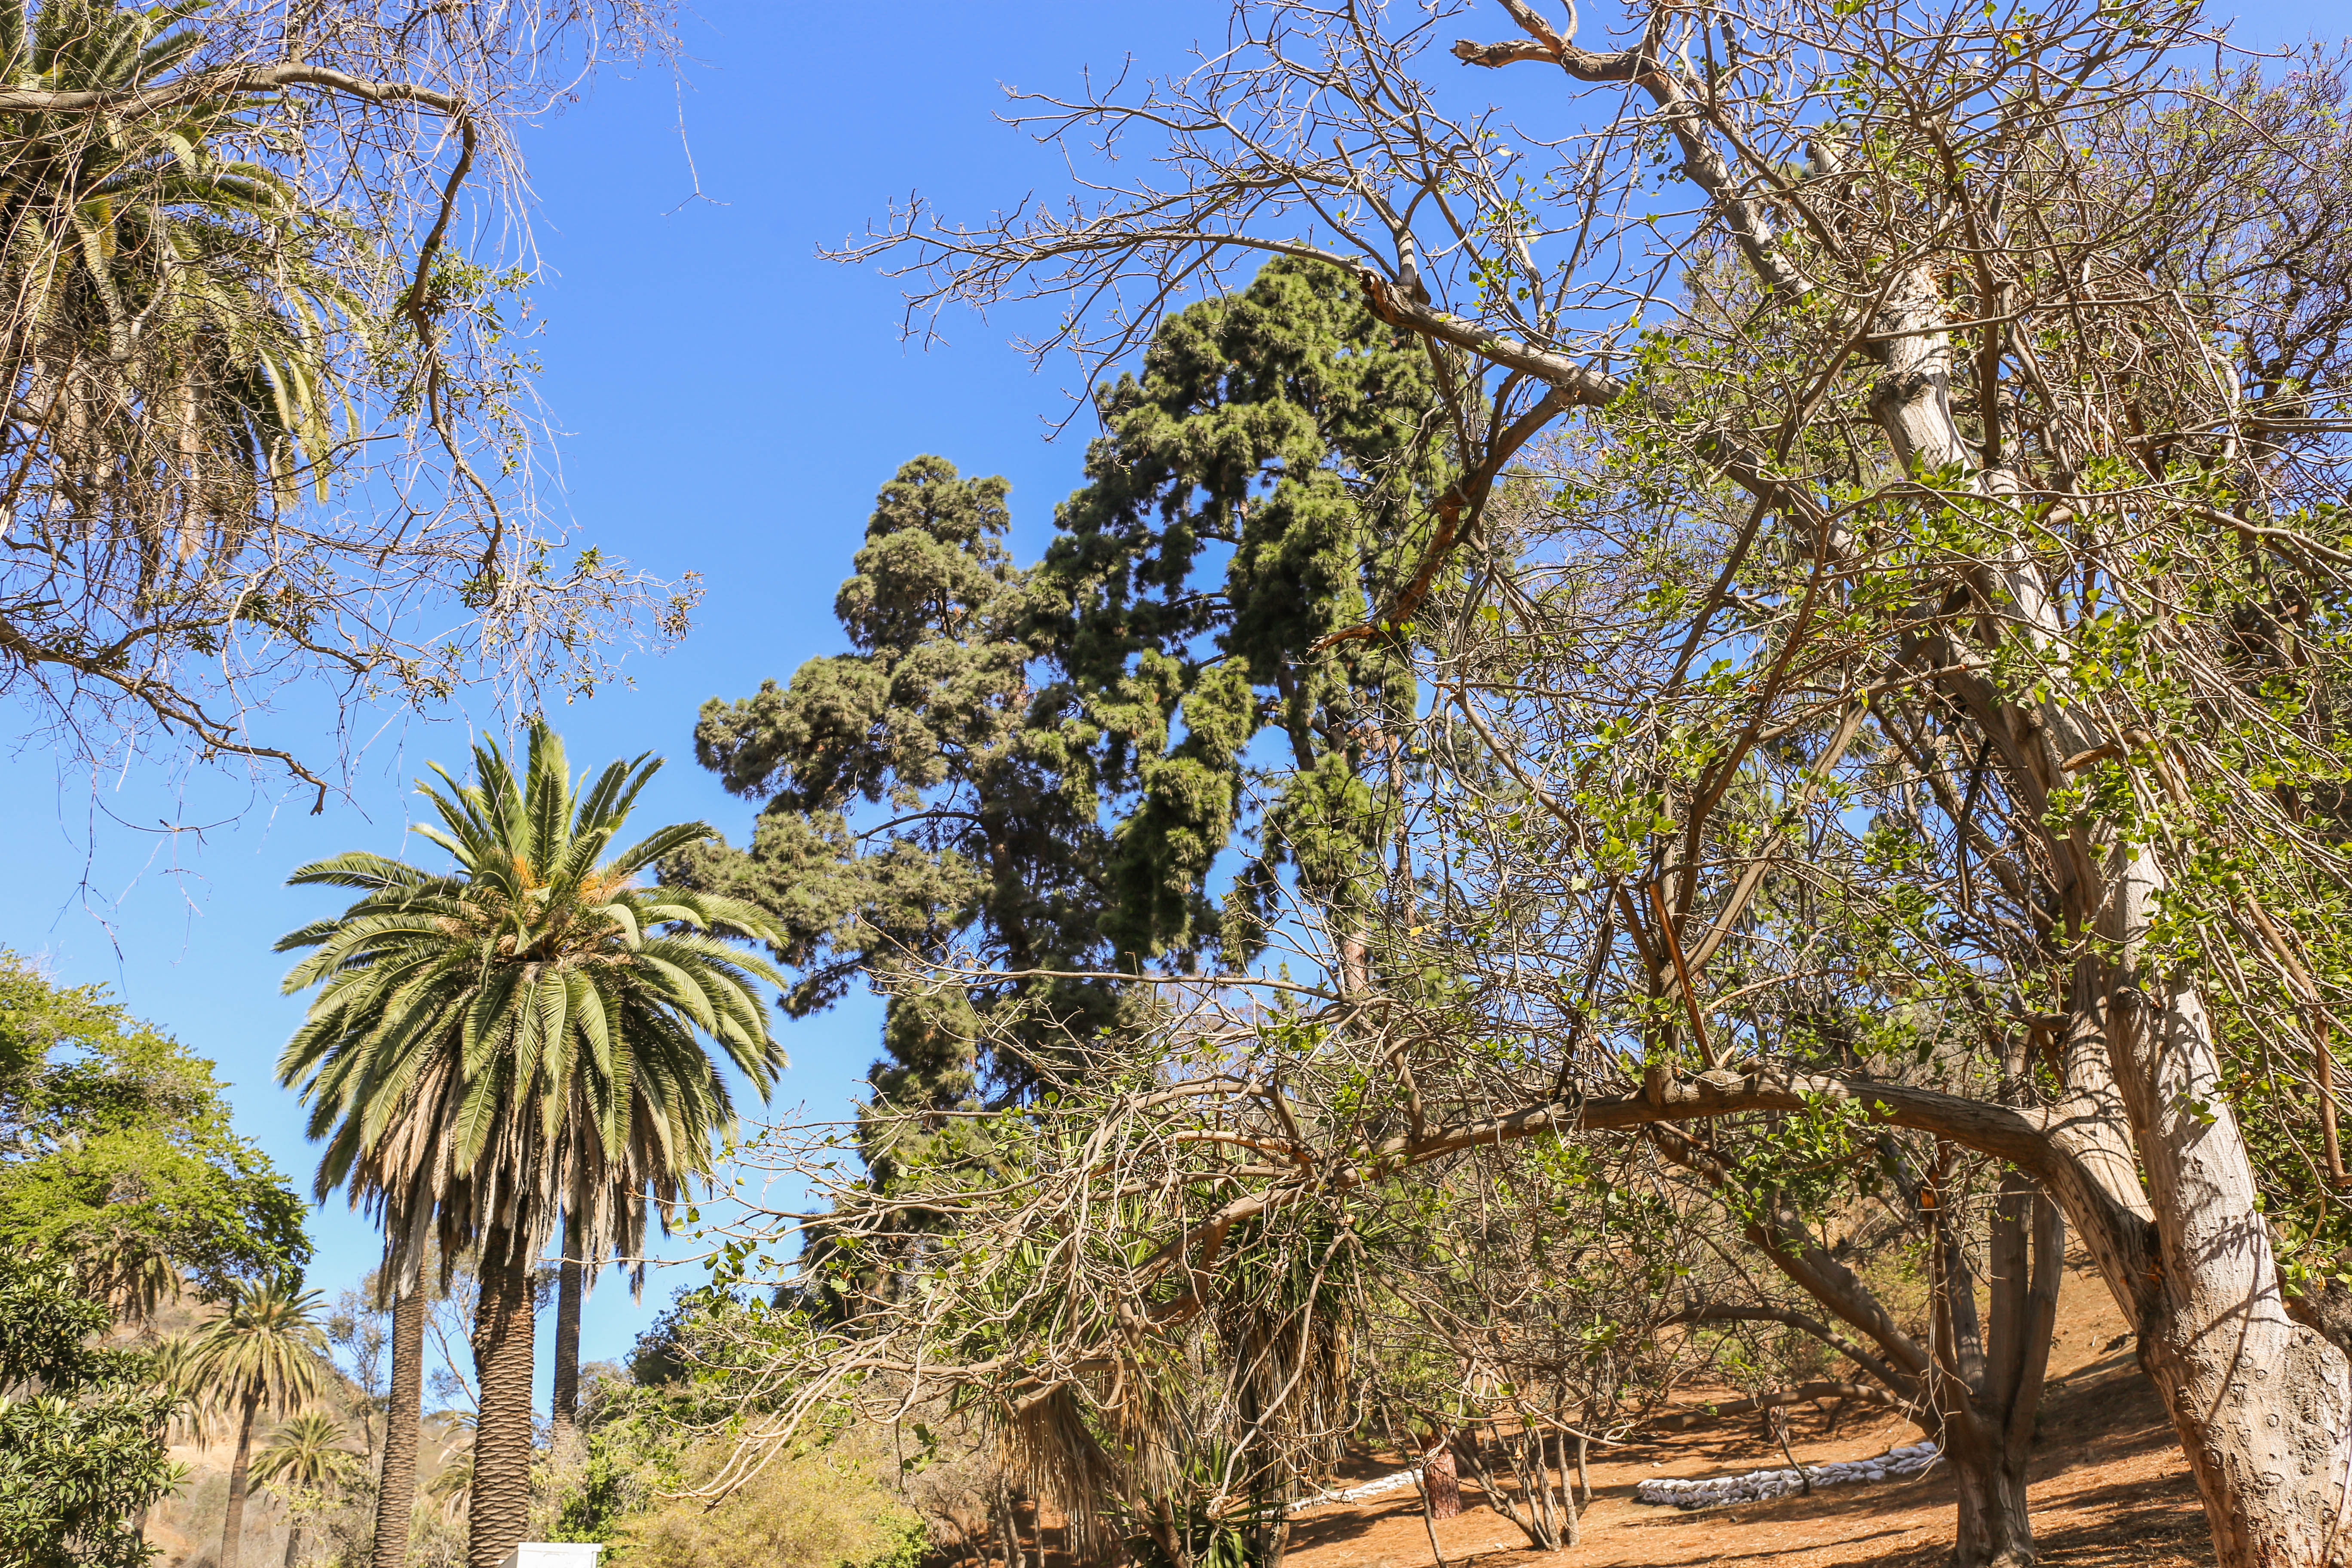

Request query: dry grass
[{"left": 611, "top": 1439, "right": 922, "bottom": 1568}]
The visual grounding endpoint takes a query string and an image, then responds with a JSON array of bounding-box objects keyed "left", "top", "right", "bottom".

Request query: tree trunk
[
  {"left": 551, "top": 1207, "right": 583, "bottom": 1455},
  {"left": 1939, "top": 1170, "right": 2063, "bottom": 1568},
  {"left": 466, "top": 1236, "right": 538, "bottom": 1568},
  {"left": 371, "top": 1288, "right": 424, "bottom": 1568},
  {"left": 1340, "top": 929, "right": 1372, "bottom": 996},
  {"left": 993, "top": 1476, "right": 1026, "bottom": 1568},
  {"left": 1905, "top": 1155, "right": 2061, "bottom": 1568},
  {"left": 1864, "top": 264, "right": 2352, "bottom": 1568},
  {"left": 1654, "top": 1112, "right": 2063, "bottom": 1565},
  {"left": 283, "top": 1521, "right": 303, "bottom": 1568},
  {"left": 2112, "top": 949, "right": 2352, "bottom": 1568},
  {"left": 1412, "top": 1449, "right": 1451, "bottom": 1568},
  {"left": 1454, "top": 1421, "right": 1558, "bottom": 1551},
  {"left": 1422, "top": 1428, "right": 1461, "bottom": 1520},
  {"left": 1139, "top": 1494, "right": 1186, "bottom": 1568},
  {"left": 1944, "top": 1423, "right": 2037, "bottom": 1568},
  {"left": 1550, "top": 1427, "right": 1578, "bottom": 1550},
  {"left": 219, "top": 1389, "right": 261, "bottom": 1568}
]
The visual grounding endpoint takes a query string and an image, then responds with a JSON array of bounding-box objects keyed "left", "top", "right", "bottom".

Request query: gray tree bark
[
  {"left": 1657, "top": 1123, "right": 2061, "bottom": 1567},
  {"left": 1863, "top": 263, "right": 2352, "bottom": 1568}
]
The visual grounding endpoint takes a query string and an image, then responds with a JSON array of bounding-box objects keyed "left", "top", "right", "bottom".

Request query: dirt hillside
[{"left": 1282, "top": 1258, "right": 2208, "bottom": 1568}]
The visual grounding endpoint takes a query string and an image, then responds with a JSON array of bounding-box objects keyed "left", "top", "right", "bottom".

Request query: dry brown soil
[{"left": 1280, "top": 1260, "right": 2208, "bottom": 1568}]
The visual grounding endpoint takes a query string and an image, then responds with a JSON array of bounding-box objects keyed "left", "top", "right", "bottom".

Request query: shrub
[{"left": 610, "top": 1442, "right": 924, "bottom": 1568}]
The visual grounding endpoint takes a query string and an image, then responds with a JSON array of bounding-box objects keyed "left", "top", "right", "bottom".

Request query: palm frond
[{"left": 281, "top": 723, "right": 788, "bottom": 1287}]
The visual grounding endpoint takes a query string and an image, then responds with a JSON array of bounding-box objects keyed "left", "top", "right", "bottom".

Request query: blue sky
[
  {"left": 3, "top": 0, "right": 1215, "bottom": 1391},
  {"left": 3, "top": 0, "right": 2342, "bottom": 1401}
]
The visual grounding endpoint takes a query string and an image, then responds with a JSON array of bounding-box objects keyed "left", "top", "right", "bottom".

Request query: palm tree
[
  {"left": 144, "top": 1330, "right": 209, "bottom": 1439},
  {"left": 368, "top": 1283, "right": 426, "bottom": 1568},
  {"left": 424, "top": 1435, "right": 473, "bottom": 1520},
  {"left": 252, "top": 1411, "right": 363, "bottom": 1568},
  {"left": 276, "top": 720, "right": 789, "bottom": 1568},
  {"left": 185, "top": 1274, "right": 331, "bottom": 1568},
  {"left": 0, "top": 0, "right": 362, "bottom": 563},
  {"left": 137, "top": 1332, "right": 205, "bottom": 1540}
]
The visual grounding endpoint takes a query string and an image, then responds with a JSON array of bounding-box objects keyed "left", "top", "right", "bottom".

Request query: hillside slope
[{"left": 1283, "top": 1257, "right": 2208, "bottom": 1568}]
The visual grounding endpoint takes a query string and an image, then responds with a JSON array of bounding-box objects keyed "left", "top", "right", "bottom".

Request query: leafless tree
[
  {"left": 1356, "top": 1136, "right": 1717, "bottom": 1551},
  {"left": 797, "top": 3, "right": 2352, "bottom": 1563},
  {"left": 0, "top": 0, "right": 696, "bottom": 796}
]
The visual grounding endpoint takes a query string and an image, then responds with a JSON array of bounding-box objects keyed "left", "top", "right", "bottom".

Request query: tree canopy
[
  {"left": 0, "top": 0, "right": 695, "bottom": 791},
  {"left": 277, "top": 718, "right": 789, "bottom": 1568},
  {"left": 676, "top": 259, "right": 1447, "bottom": 1179},
  {"left": 0, "top": 949, "right": 306, "bottom": 1311},
  {"left": 0, "top": 1250, "right": 184, "bottom": 1568},
  {"left": 665, "top": 4, "right": 2352, "bottom": 1568}
]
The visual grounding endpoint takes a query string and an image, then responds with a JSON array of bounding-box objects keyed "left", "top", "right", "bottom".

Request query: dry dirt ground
[{"left": 1280, "top": 1259, "right": 2209, "bottom": 1568}]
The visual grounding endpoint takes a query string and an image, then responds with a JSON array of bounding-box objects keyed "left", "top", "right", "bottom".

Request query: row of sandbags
[{"left": 1633, "top": 1441, "right": 1941, "bottom": 1510}]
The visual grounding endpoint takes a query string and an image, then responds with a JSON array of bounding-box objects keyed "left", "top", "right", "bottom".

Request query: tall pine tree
[{"left": 675, "top": 259, "right": 1447, "bottom": 1152}]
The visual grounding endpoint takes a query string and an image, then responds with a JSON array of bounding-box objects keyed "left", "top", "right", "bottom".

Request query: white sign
[{"left": 499, "top": 1546, "right": 603, "bottom": 1568}]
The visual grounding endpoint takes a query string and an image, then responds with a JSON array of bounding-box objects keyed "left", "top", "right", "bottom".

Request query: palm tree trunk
[
  {"left": 220, "top": 1389, "right": 262, "bottom": 1568},
  {"left": 282, "top": 1520, "right": 303, "bottom": 1568},
  {"left": 370, "top": 1288, "right": 425, "bottom": 1568},
  {"left": 551, "top": 1208, "right": 583, "bottom": 1453},
  {"left": 467, "top": 1234, "right": 538, "bottom": 1568}
]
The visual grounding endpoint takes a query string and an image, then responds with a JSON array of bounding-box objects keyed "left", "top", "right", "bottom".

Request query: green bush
[{"left": 0, "top": 1252, "right": 183, "bottom": 1568}]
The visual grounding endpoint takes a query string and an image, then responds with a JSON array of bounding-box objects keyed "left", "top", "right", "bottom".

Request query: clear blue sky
[{"left": 1, "top": 0, "right": 2340, "bottom": 1402}]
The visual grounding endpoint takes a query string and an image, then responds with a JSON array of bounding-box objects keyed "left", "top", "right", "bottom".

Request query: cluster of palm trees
[
  {"left": 252, "top": 1412, "right": 369, "bottom": 1558},
  {"left": 155, "top": 1271, "right": 471, "bottom": 1568},
  {"left": 186, "top": 1278, "right": 331, "bottom": 1568},
  {"left": 151, "top": 1274, "right": 343, "bottom": 1568},
  {"left": 275, "top": 720, "right": 789, "bottom": 1568}
]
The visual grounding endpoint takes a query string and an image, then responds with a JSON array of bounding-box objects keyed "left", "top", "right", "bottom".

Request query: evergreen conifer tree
[{"left": 676, "top": 259, "right": 1446, "bottom": 1153}]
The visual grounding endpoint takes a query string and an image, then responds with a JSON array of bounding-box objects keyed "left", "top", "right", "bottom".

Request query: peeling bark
[
  {"left": 1424, "top": 1428, "right": 1464, "bottom": 1519},
  {"left": 2113, "top": 887, "right": 2352, "bottom": 1568}
]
